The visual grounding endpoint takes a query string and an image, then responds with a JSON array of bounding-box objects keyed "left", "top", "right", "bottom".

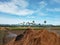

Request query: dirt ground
[
  {"left": 5, "top": 28, "right": 60, "bottom": 45},
  {"left": 0, "top": 27, "right": 60, "bottom": 45},
  {"left": 3, "top": 30, "right": 60, "bottom": 44}
]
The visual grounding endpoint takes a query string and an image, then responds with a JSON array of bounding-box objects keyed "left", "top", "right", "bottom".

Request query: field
[
  {"left": 0, "top": 26, "right": 60, "bottom": 30},
  {"left": 6, "top": 26, "right": 60, "bottom": 30},
  {"left": 0, "top": 26, "right": 60, "bottom": 45}
]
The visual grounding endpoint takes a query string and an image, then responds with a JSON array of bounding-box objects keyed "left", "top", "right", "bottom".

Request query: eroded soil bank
[{"left": 6, "top": 29, "right": 60, "bottom": 45}]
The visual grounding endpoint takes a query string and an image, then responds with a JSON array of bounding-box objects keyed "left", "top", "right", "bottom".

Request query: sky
[{"left": 0, "top": 0, "right": 60, "bottom": 25}]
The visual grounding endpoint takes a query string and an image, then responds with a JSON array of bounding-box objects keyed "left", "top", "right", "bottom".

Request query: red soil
[{"left": 6, "top": 29, "right": 60, "bottom": 45}]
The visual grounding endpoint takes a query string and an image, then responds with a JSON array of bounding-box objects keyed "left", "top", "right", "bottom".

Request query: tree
[
  {"left": 32, "top": 20, "right": 35, "bottom": 25},
  {"left": 44, "top": 20, "right": 46, "bottom": 25},
  {"left": 23, "top": 22, "right": 25, "bottom": 25},
  {"left": 27, "top": 22, "right": 30, "bottom": 25},
  {"left": 38, "top": 23, "right": 41, "bottom": 25}
]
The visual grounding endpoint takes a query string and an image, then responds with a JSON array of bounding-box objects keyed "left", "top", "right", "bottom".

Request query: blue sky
[{"left": 0, "top": 0, "right": 60, "bottom": 25}]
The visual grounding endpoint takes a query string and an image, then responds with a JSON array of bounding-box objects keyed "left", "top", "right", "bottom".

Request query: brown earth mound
[{"left": 6, "top": 29, "right": 60, "bottom": 45}]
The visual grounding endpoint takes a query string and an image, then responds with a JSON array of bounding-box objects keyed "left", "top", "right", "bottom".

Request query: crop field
[
  {"left": 0, "top": 26, "right": 60, "bottom": 30},
  {"left": 5, "top": 26, "right": 60, "bottom": 30}
]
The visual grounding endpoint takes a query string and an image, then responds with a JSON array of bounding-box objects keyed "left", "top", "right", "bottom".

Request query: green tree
[
  {"left": 32, "top": 20, "right": 35, "bottom": 25},
  {"left": 44, "top": 20, "right": 46, "bottom": 25}
]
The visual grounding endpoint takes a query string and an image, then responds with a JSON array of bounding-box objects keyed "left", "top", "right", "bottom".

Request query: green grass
[
  {"left": 6, "top": 27, "right": 45, "bottom": 30},
  {"left": 0, "top": 26, "right": 60, "bottom": 30},
  {"left": 5, "top": 26, "right": 60, "bottom": 30}
]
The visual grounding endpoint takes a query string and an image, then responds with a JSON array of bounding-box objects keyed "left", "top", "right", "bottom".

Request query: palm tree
[
  {"left": 44, "top": 20, "right": 47, "bottom": 30},
  {"left": 44, "top": 20, "right": 46, "bottom": 25},
  {"left": 32, "top": 20, "right": 35, "bottom": 25}
]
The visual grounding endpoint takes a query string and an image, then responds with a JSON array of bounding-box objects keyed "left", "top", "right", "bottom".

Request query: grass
[
  {"left": 5, "top": 27, "right": 45, "bottom": 30},
  {"left": 3, "top": 26, "right": 60, "bottom": 30}
]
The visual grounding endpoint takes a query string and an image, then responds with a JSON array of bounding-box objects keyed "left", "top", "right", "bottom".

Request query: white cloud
[
  {"left": 35, "top": 9, "right": 48, "bottom": 16},
  {"left": 0, "top": 17, "right": 18, "bottom": 24},
  {"left": 46, "top": 8, "right": 60, "bottom": 12},
  {"left": 0, "top": 0, "right": 34, "bottom": 16},
  {"left": 0, "top": 17, "right": 30, "bottom": 24},
  {"left": 12, "top": 0, "right": 29, "bottom": 8},
  {"left": 39, "top": 1, "right": 47, "bottom": 9},
  {"left": 27, "top": 16, "right": 35, "bottom": 18},
  {"left": 49, "top": 0, "right": 60, "bottom": 4},
  {"left": 53, "top": 0, "right": 60, "bottom": 3},
  {"left": 38, "top": 12, "right": 48, "bottom": 16}
]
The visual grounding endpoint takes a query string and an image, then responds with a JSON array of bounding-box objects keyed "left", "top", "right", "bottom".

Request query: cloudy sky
[{"left": 0, "top": 0, "right": 60, "bottom": 25}]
